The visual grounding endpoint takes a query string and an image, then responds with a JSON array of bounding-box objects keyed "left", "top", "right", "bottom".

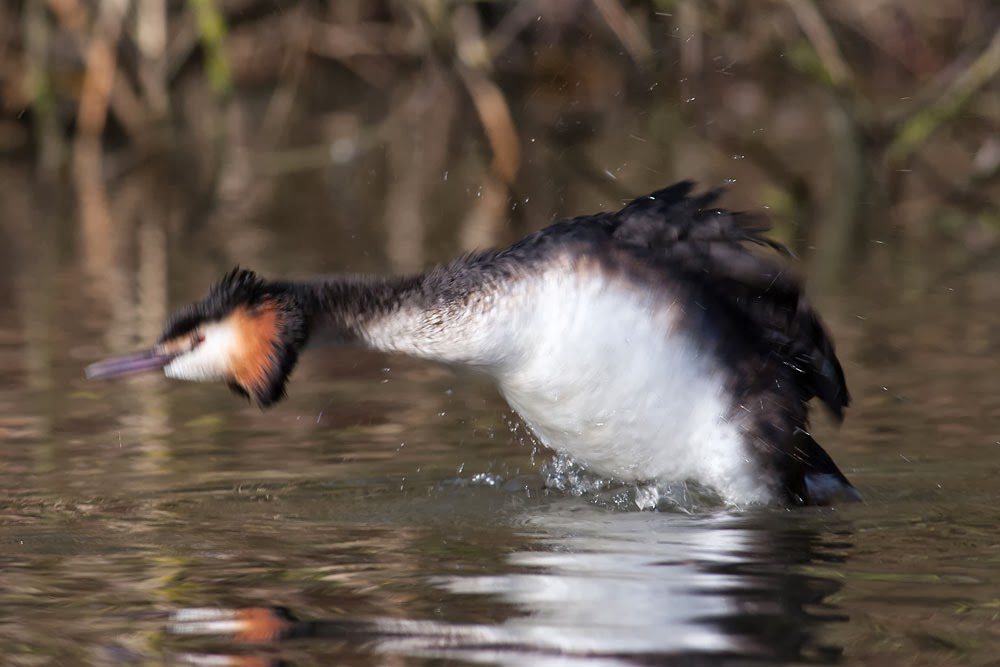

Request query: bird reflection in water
[{"left": 161, "top": 508, "right": 851, "bottom": 666}]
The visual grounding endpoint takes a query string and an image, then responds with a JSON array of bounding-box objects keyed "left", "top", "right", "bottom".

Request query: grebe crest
[{"left": 159, "top": 269, "right": 308, "bottom": 406}]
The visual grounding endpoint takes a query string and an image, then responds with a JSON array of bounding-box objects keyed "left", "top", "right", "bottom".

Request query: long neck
[{"left": 275, "top": 255, "right": 514, "bottom": 368}]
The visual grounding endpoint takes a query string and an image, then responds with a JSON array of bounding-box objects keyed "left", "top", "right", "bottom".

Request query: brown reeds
[{"left": 0, "top": 0, "right": 995, "bottom": 287}]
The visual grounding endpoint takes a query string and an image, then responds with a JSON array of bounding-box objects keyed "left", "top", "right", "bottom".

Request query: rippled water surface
[{"left": 2, "top": 239, "right": 999, "bottom": 665}]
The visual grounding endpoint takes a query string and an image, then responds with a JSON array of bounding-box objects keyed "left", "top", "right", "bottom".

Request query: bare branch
[
  {"left": 889, "top": 28, "right": 1000, "bottom": 163},
  {"left": 786, "top": 0, "right": 853, "bottom": 91}
]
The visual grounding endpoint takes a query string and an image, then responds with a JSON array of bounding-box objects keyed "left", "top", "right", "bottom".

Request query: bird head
[{"left": 86, "top": 269, "right": 307, "bottom": 407}]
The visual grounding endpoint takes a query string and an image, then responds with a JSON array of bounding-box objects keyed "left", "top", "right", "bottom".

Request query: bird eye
[{"left": 159, "top": 331, "right": 204, "bottom": 356}]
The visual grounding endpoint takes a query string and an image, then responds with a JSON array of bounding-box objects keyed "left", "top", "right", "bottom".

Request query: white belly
[
  {"left": 491, "top": 269, "right": 773, "bottom": 505},
  {"left": 366, "top": 261, "right": 776, "bottom": 505}
]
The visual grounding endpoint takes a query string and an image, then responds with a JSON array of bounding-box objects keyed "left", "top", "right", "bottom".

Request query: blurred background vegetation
[{"left": 0, "top": 0, "right": 998, "bottom": 299}]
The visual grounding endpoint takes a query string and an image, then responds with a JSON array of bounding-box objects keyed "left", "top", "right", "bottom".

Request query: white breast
[{"left": 491, "top": 267, "right": 772, "bottom": 505}]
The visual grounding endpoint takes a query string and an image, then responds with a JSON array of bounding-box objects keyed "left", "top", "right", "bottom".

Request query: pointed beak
[{"left": 85, "top": 348, "right": 179, "bottom": 380}]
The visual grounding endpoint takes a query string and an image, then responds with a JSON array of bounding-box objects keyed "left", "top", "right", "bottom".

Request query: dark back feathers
[
  {"left": 616, "top": 182, "right": 849, "bottom": 419},
  {"left": 521, "top": 181, "right": 848, "bottom": 420}
]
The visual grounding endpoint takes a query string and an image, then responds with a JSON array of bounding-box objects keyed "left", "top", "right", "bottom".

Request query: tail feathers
[{"left": 787, "top": 431, "right": 862, "bottom": 505}]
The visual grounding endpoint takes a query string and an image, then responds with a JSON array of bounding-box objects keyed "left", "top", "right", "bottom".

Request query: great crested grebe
[{"left": 87, "top": 182, "right": 860, "bottom": 506}]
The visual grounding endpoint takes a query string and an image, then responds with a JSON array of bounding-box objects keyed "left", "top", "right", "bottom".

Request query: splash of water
[{"left": 540, "top": 452, "right": 725, "bottom": 512}]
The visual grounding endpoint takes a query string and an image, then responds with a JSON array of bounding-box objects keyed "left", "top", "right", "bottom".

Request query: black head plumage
[{"left": 159, "top": 268, "right": 309, "bottom": 407}]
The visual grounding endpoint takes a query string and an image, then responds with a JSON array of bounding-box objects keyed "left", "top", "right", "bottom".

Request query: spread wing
[
  {"left": 495, "top": 181, "right": 848, "bottom": 419},
  {"left": 609, "top": 181, "right": 849, "bottom": 419}
]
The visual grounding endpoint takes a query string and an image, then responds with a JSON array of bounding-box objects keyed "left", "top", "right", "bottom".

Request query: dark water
[{"left": 2, "top": 105, "right": 1000, "bottom": 666}]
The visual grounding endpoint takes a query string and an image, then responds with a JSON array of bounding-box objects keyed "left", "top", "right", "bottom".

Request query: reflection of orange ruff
[
  {"left": 235, "top": 606, "right": 295, "bottom": 642},
  {"left": 170, "top": 607, "right": 294, "bottom": 642}
]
